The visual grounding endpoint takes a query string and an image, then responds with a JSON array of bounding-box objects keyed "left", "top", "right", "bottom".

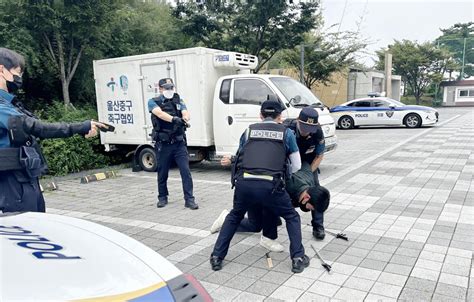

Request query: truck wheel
[
  {"left": 338, "top": 116, "right": 354, "bottom": 129},
  {"left": 138, "top": 147, "right": 157, "bottom": 172},
  {"left": 404, "top": 113, "right": 422, "bottom": 128}
]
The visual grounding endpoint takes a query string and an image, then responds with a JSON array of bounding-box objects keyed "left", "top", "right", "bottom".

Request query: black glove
[{"left": 172, "top": 116, "right": 185, "bottom": 126}]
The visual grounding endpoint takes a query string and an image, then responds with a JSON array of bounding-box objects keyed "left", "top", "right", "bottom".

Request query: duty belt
[{"left": 0, "top": 148, "right": 22, "bottom": 171}]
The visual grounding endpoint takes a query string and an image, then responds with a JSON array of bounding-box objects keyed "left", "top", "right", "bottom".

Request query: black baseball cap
[
  {"left": 298, "top": 107, "right": 319, "bottom": 133},
  {"left": 261, "top": 99, "right": 284, "bottom": 114},
  {"left": 158, "top": 78, "right": 174, "bottom": 87}
]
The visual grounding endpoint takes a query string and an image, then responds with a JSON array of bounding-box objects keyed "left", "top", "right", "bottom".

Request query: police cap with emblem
[
  {"left": 298, "top": 107, "right": 319, "bottom": 133},
  {"left": 260, "top": 97, "right": 284, "bottom": 114},
  {"left": 158, "top": 78, "right": 174, "bottom": 87}
]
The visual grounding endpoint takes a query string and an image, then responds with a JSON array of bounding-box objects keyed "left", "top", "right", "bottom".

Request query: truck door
[
  {"left": 213, "top": 78, "right": 278, "bottom": 155},
  {"left": 140, "top": 61, "right": 176, "bottom": 141}
]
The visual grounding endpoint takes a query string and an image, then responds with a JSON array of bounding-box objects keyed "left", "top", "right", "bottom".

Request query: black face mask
[{"left": 6, "top": 75, "right": 23, "bottom": 94}]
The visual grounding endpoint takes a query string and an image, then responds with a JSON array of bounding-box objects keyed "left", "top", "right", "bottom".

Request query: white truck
[{"left": 93, "top": 47, "right": 337, "bottom": 171}]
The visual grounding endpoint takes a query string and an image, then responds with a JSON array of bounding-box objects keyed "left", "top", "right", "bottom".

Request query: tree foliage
[
  {"left": 173, "top": 0, "right": 319, "bottom": 72},
  {"left": 376, "top": 40, "right": 450, "bottom": 104},
  {"left": 284, "top": 31, "right": 367, "bottom": 88},
  {"left": 436, "top": 22, "right": 474, "bottom": 79}
]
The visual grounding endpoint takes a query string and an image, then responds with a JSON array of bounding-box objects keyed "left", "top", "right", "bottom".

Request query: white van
[{"left": 93, "top": 47, "right": 337, "bottom": 171}]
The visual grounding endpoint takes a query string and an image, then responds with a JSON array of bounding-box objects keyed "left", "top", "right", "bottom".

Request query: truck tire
[{"left": 138, "top": 147, "right": 157, "bottom": 172}]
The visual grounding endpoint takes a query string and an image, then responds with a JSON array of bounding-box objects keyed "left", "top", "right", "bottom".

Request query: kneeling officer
[
  {"left": 0, "top": 48, "right": 101, "bottom": 213},
  {"left": 210, "top": 97, "right": 310, "bottom": 273}
]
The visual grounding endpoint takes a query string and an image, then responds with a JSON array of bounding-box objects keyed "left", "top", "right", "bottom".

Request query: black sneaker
[
  {"left": 157, "top": 199, "right": 168, "bottom": 208},
  {"left": 210, "top": 255, "right": 223, "bottom": 271},
  {"left": 313, "top": 225, "right": 325, "bottom": 240},
  {"left": 185, "top": 200, "right": 199, "bottom": 210},
  {"left": 292, "top": 255, "right": 310, "bottom": 273}
]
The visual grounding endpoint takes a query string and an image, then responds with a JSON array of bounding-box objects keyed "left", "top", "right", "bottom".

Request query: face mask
[
  {"left": 6, "top": 74, "right": 22, "bottom": 94},
  {"left": 163, "top": 90, "right": 174, "bottom": 99}
]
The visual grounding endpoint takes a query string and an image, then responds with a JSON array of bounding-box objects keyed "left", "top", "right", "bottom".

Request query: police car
[
  {"left": 330, "top": 96, "right": 439, "bottom": 129},
  {"left": 0, "top": 212, "right": 212, "bottom": 301}
]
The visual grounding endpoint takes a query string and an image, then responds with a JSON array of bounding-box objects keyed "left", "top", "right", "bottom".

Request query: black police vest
[
  {"left": 237, "top": 122, "right": 287, "bottom": 177},
  {"left": 151, "top": 94, "right": 184, "bottom": 137}
]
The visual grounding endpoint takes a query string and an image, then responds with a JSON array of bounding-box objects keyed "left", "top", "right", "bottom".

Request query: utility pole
[
  {"left": 384, "top": 52, "right": 392, "bottom": 98},
  {"left": 300, "top": 43, "right": 305, "bottom": 84},
  {"left": 460, "top": 37, "right": 467, "bottom": 80}
]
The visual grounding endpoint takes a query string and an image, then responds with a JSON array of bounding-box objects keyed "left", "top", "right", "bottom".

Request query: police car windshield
[{"left": 270, "top": 77, "right": 324, "bottom": 108}]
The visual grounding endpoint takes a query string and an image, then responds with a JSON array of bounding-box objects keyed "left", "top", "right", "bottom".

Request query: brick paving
[{"left": 45, "top": 107, "right": 473, "bottom": 301}]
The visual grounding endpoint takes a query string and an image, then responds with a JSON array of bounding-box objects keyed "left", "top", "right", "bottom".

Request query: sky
[{"left": 320, "top": 0, "right": 473, "bottom": 66}]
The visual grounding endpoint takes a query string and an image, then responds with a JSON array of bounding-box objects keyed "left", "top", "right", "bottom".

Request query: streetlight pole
[{"left": 460, "top": 37, "right": 467, "bottom": 80}]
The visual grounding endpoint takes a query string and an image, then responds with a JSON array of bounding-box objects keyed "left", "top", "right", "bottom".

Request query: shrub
[{"left": 38, "top": 102, "right": 112, "bottom": 176}]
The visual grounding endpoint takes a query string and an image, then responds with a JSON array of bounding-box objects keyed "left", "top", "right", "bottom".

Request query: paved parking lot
[{"left": 45, "top": 107, "right": 473, "bottom": 301}]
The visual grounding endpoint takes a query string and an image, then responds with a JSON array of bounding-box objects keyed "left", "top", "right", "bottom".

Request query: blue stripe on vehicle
[{"left": 330, "top": 106, "right": 431, "bottom": 113}]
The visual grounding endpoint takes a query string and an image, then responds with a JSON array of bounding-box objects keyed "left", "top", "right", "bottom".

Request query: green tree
[
  {"left": 173, "top": 0, "right": 319, "bottom": 72},
  {"left": 436, "top": 22, "right": 474, "bottom": 79},
  {"left": 284, "top": 31, "right": 367, "bottom": 88},
  {"left": 376, "top": 40, "right": 449, "bottom": 104}
]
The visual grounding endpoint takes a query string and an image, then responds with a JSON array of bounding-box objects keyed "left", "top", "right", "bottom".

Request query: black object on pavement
[{"left": 311, "top": 244, "right": 332, "bottom": 273}]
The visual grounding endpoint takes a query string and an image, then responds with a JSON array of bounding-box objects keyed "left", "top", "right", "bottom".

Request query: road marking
[
  {"left": 47, "top": 208, "right": 211, "bottom": 238},
  {"left": 322, "top": 115, "right": 461, "bottom": 186}
]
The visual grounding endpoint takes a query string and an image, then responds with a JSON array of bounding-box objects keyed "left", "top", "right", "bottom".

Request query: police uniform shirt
[
  {"left": 147, "top": 95, "right": 188, "bottom": 114},
  {"left": 296, "top": 125, "right": 325, "bottom": 164},
  {"left": 238, "top": 120, "right": 299, "bottom": 155},
  {"left": 0, "top": 89, "right": 21, "bottom": 147}
]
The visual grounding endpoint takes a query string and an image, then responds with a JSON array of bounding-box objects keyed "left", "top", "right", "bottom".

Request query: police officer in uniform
[
  {"left": 284, "top": 107, "right": 326, "bottom": 239},
  {"left": 210, "top": 98, "right": 310, "bottom": 273},
  {"left": 148, "top": 78, "right": 198, "bottom": 210},
  {"left": 0, "top": 48, "right": 100, "bottom": 213}
]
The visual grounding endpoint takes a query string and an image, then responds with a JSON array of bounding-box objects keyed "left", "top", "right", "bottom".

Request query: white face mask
[{"left": 163, "top": 90, "right": 174, "bottom": 99}]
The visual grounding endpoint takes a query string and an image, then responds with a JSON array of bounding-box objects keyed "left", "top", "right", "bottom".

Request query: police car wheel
[
  {"left": 404, "top": 113, "right": 421, "bottom": 128},
  {"left": 139, "top": 147, "right": 157, "bottom": 172},
  {"left": 339, "top": 116, "right": 354, "bottom": 129}
]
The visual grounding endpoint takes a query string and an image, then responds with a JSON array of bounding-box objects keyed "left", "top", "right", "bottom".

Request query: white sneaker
[
  {"left": 210, "top": 210, "right": 229, "bottom": 233},
  {"left": 259, "top": 235, "right": 284, "bottom": 253}
]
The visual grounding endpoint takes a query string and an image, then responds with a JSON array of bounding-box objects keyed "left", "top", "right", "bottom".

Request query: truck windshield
[{"left": 270, "top": 77, "right": 324, "bottom": 108}]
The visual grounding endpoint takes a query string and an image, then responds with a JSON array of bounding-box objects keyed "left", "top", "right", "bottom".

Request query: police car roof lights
[{"left": 367, "top": 92, "right": 381, "bottom": 98}]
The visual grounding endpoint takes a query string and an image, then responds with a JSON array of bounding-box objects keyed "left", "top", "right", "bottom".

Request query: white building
[{"left": 440, "top": 80, "right": 474, "bottom": 107}]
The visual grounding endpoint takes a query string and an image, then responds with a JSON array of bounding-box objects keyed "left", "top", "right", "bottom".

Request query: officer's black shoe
[
  {"left": 157, "top": 199, "right": 168, "bottom": 208},
  {"left": 313, "top": 225, "right": 325, "bottom": 240},
  {"left": 185, "top": 200, "right": 199, "bottom": 210},
  {"left": 210, "top": 255, "right": 223, "bottom": 271},
  {"left": 276, "top": 217, "right": 283, "bottom": 226},
  {"left": 291, "top": 255, "right": 310, "bottom": 273}
]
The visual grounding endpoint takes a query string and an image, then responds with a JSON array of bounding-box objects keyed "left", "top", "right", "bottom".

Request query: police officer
[
  {"left": 0, "top": 48, "right": 101, "bottom": 213},
  {"left": 285, "top": 107, "right": 327, "bottom": 239},
  {"left": 148, "top": 78, "right": 198, "bottom": 210},
  {"left": 210, "top": 98, "right": 310, "bottom": 273}
]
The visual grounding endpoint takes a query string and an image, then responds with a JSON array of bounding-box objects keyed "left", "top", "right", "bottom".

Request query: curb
[
  {"left": 80, "top": 171, "right": 118, "bottom": 184},
  {"left": 40, "top": 181, "right": 58, "bottom": 192}
]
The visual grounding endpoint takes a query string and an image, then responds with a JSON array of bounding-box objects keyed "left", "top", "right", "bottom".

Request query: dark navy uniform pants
[
  {"left": 237, "top": 207, "right": 279, "bottom": 240},
  {"left": 311, "top": 170, "right": 324, "bottom": 229},
  {"left": 212, "top": 179, "right": 304, "bottom": 259},
  {"left": 0, "top": 172, "right": 45, "bottom": 213},
  {"left": 155, "top": 140, "right": 194, "bottom": 203}
]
